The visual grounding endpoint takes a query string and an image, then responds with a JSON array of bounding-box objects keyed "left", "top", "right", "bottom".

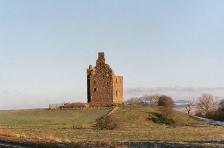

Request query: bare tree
[
  {"left": 185, "top": 99, "right": 194, "bottom": 115},
  {"left": 140, "top": 94, "right": 160, "bottom": 105},
  {"left": 125, "top": 97, "right": 140, "bottom": 105},
  {"left": 196, "top": 94, "right": 218, "bottom": 116}
]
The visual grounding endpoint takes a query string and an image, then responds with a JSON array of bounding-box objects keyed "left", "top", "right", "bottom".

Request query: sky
[{"left": 0, "top": 0, "right": 224, "bottom": 109}]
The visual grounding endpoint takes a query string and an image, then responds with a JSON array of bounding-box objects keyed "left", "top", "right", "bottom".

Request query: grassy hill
[
  {"left": 0, "top": 105, "right": 223, "bottom": 145},
  {"left": 0, "top": 108, "right": 107, "bottom": 129}
]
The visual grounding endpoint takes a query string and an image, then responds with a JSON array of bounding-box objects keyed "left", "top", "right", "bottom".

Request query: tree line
[{"left": 126, "top": 94, "right": 224, "bottom": 121}]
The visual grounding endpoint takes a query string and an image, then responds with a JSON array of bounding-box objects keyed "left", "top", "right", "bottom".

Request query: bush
[
  {"left": 206, "top": 111, "right": 224, "bottom": 121},
  {"left": 95, "top": 116, "right": 117, "bottom": 130},
  {"left": 158, "top": 95, "right": 174, "bottom": 107},
  {"left": 158, "top": 95, "right": 174, "bottom": 117},
  {"left": 196, "top": 98, "right": 224, "bottom": 121},
  {"left": 148, "top": 112, "right": 175, "bottom": 125},
  {"left": 220, "top": 99, "right": 224, "bottom": 107}
]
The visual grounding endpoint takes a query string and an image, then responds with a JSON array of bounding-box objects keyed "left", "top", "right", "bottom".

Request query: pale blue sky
[{"left": 0, "top": 0, "right": 224, "bottom": 109}]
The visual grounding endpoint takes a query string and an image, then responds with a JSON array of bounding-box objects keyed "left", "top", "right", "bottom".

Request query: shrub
[
  {"left": 200, "top": 99, "right": 224, "bottom": 121},
  {"left": 95, "top": 116, "right": 117, "bottom": 130},
  {"left": 158, "top": 95, "right": 174, "bottom": 117},
  {"left": 148, "top": 112, "right": 175, "bottom": 125},
  {"left": 158, "top": 95, "right": 174, "bottom": 106},
  {"left": 219, "top": 99, "right": 224, "bottom": 112},
  {"left": 206, "top": 111, "right": 224, "bottom": 121},
  {"left": 220, "top": 99, "right": 224, "bottom": 107}
]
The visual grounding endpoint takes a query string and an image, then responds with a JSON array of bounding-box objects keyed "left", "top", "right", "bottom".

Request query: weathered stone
[{"left": 87, "top": 52, "right": 123, "bottom": 106}]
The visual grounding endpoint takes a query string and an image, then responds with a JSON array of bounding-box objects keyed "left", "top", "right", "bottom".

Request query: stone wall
[
  {"left": 87, "top": 52, "right": 123, "bottom": 106},
  {"left": 112, "top": 76, "right": 123, "bottom": 104}
]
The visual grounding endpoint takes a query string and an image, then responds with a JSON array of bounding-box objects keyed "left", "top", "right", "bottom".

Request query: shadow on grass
[{"left": 148, "top": 112, "right": 175, "bottom": 126}]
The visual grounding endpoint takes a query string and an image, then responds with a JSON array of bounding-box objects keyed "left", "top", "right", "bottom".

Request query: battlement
[
  {"left": 96, "top": 52, "right": 105, "bottom": 65},
  {"left": 98, "top": 52, "right": 105, "bottom": 59}
]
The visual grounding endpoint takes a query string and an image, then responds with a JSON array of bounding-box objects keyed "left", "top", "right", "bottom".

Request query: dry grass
[{"left": 0, "top": 105, "right": 223, "bottom": 145}]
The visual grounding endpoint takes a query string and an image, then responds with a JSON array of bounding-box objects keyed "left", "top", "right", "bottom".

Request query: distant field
[{"left": 0, "top": 105, "right": 223, "bottom": 146}]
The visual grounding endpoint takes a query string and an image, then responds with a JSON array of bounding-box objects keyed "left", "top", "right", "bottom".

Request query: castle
[{"left": 87, "top": 52, "right": 123, "bottom": 106}]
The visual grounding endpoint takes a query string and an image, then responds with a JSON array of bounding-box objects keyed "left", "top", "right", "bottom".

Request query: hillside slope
[{"left": 0, "top": 105, "right": 223, "bottom": 145}]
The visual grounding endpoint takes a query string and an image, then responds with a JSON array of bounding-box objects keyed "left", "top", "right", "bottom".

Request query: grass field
[{"left": 0, "top": 105, "right": 223, "bottom": 145}]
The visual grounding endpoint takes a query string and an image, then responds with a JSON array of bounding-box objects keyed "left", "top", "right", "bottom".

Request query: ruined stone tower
[{"left": 87, "top": 52, "right": 123, "bottom": 106}]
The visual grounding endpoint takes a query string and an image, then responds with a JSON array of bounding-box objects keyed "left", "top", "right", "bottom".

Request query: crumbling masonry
[{"left": 87, "top": 52, "right": 123, "bottom": 106}]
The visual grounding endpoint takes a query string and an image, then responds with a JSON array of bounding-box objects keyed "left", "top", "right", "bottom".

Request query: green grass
[
  {"left": 111, "top": 105, "right": 201, "bottom": 129},
  {"left": 0, "top": 105, "right": 223, "bottom": 145},
  {"left": 0, "top": 108, "right": 108, "bottom": 129}
]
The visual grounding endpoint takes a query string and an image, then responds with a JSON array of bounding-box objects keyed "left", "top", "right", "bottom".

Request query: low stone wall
[
  {"left": 49, "top": 104, "right": 63, "bottom": 110},
  {"left": 60, "top": 103, "right": 88, "bottom": 109},
  {"left": 48, "top": 102, "right": 124, "bottom": 110},
  {"left": 48, "top": 103, "right": 87, "bottom": 110}
]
